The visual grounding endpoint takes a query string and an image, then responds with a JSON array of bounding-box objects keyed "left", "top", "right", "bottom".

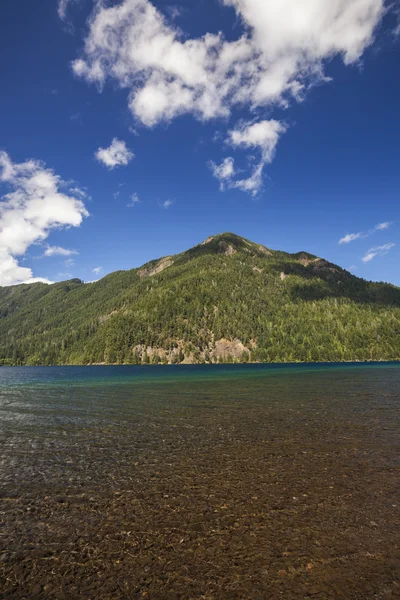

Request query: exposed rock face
[
  {"left": 131, "top": 338, "right": 251, "bottom": 364},
  {"left": 132, "top": 345, "right": 166, "bottom": 358},
  {"left": 214, "top": 338, "right": 249, "bottom": 359},
  {"left": 132, "top": 344, "right": 180, "bottom": 363},
  {"left": 253, "top": 267, "right": 264, "bottom": 273},
  {"left": 201, "top": 236, "right": 215, "bottom": 245},
  {"left": 294, "top": 252, "right": 315, "bottom": 266},
  {"left": 138, "top": 257, "right": 173, "bottom": 278},
  {"left": 280, "top": 272, "right": 287, "bottom": 280},
  {"left": 311, "top": 259, "right": 341, "bottom": 276},
  {"left": 258, "top": 245, "right": 272, "bottom": 256},
  {"left": 218, "top": 241, "right": 237, "bottom": 256},
  {"left": 298, "top": 257, "right": 313, "bottom": 266}
]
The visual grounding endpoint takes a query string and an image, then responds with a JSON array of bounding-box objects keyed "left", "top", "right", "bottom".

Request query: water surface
[{"left": 1, "top": 363, "right": 399, "bottom": 599}]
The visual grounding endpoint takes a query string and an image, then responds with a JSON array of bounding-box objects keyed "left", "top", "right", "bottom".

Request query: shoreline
[{"left": 1, "top": 358, "right": 400, "bottom": 368}]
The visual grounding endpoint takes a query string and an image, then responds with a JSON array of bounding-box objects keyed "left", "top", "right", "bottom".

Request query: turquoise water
[
  {"left": 1, "top": 361, "right": 399, "bottom": 387},
  {"left": 1, "top": 362, "right": 399, "bottom": 487}
]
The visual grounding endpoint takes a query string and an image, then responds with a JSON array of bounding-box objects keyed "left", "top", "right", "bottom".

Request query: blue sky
[{"left": 0, "top": 0, "right": 399, "bottom": 286}]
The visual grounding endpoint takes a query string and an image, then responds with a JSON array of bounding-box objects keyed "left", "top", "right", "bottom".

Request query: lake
[{"left": 0, "top": 363, "right": 399, "bottom": 599}]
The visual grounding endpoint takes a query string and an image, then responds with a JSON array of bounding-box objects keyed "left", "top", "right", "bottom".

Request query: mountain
[{"left": 1, "top": 232, "right": 400, "bottom": 366}]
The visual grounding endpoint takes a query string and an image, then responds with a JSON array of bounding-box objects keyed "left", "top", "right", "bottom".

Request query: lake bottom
[{"left": 0, "top": 364, "right": 400, "bottom": 599}]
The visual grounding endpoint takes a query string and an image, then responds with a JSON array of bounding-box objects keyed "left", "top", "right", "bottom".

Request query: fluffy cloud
[
  {"left": 210, "top": 120, "right": 285, "bottom": 194},
  {"left": 210, "top": 156, "right": 265, "bottom": 194},
  {"left": 95, "top": 139, "right": 134, "bottom": 169},
  {"left": 92, "top": 266, "right": 103, "bottom": 275},
  {"left": 232, "top": 162, "right": 265, "bottom": 195},
  {"left": 44, "top": 245, "right": 78, "bottom": 257},
  {"left": 162, "top": 199, "right": 173, "bottom": 209},
  {"left": 362, "top": 243, "right": 395, "bottom": 263},
  {"left": 229, "top": 120, "right": 285, "bottom": 160},
  {"left": 209, "top": 158, "right": 236, "bottom": 190},
  {"left": 73, "top": 0, "right": 386, "bottom": 191},
  {"left": 230, "top": 119, "right": 286, "bottom": 193},
  {"left": 0, "top": 151, "right": 88, "bottom": 286},
  {"left": 74, "top": 0, "right": 385, "bottom": 124}
]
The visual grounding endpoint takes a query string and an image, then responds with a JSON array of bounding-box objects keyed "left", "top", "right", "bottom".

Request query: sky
[{"left": 0, "top": 0, "right": 399, "bottom": 286}]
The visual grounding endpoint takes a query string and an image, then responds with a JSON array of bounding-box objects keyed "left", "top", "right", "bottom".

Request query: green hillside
[{"left": 1, "top": 232, "right": 399, "bottom": 365}]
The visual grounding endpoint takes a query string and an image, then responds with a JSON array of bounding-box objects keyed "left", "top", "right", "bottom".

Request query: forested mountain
[{"left": 1, "top": 232, "right": 400, "bottom": 366}]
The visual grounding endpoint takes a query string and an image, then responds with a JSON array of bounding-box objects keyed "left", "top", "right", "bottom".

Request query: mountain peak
[
  {"left": 191, "top": 232, "right": 273, "bottom": 259},
  {"left": 1, "top": 232, "right": 400, "bottom": 366}
]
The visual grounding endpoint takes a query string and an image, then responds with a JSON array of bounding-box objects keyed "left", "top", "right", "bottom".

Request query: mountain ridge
[{"left": 0, "top": 232, "right": 399, "bottom": 366}]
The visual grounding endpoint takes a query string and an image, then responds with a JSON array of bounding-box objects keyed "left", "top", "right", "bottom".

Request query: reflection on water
[{"left": 0, "top": 363, "right": 400, "bottom": 599}]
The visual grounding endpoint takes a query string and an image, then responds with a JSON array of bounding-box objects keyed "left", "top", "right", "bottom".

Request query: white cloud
[
  {"left": 127, "top": 192, "right": 140, "bottom": 207},
  {"left": 233, "top": 161, "right": 265, "bottom": 194},
  {"left": 65, "top": 258, "right": 75, "bottom": 268},
  {"left": 73, "top": 0, "right": 386, "bottom": 192},
  {"left": 58, "top": 0, "right": 78, "bottom": 22},
  {"left": 74, "top": 0, "right": 384, "bottom": 124},
  {"left": 44, "top": 245, "right": 78, "bottom": 257},
  {"left": 58, "top": 0, "right": 69, "bottom": 20},
  {"left": 165, "top": 6, "right": 184, "bottom": 20},
  {"left": 113, "top": 183, "right": 126, "bottom": 200},
  {"left": 92, "top": 266, "right": 103, "bottom": 275},
  {"left": 229, "top": 120, "right": 285, "bottom": 161},
  {"left": 339, "top": 221, "right": 393, "bottom": 244},
  {"left": 162, "top": 199, "right": 173, "bottom": 209},
  {"left": 95, "top": 139, "right": 134, "bottom": 169},
  {"left": 68, "top": 186, "right": 90, "bottom": 200},
  {"left": 0, "top": 151, "right": 88, "bottom": 286},
  {"left": 375, "top": 221, "right": 392, "bottom": 230},
  {"left": 228, "top": 119, "right": 286, "bottom": 194},
  {"left": 209, "top": 157, "right": 235, "bottom": 190},
  {"left": 339, "top": 232, "right": 363, "bottom": 245},
  {"left": 362, "top": 243, "right": 395, "bottom": 263},
  {"left": 210, "top": 120, "right": 285, "bottom": 194}
]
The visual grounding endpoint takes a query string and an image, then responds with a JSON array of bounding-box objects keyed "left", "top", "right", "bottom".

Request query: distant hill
[{"left": 1, "top": 232, "right": 399, "bottom": 365}]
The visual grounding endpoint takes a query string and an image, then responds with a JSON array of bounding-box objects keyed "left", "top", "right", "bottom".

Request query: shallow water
[{"left": 1, "top": 363, "right": 400, "bottom": 599}]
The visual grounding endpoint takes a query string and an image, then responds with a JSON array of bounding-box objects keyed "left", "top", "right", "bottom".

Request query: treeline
[{"left": 0, "top": 233, "right": 399, "bottom": 366}]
